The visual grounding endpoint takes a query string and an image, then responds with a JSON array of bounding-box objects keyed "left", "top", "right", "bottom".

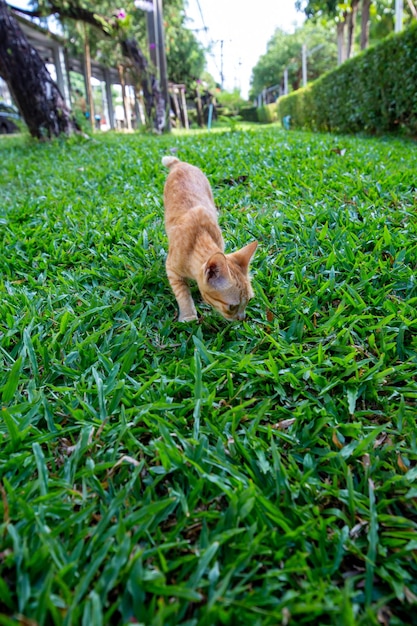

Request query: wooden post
[
  {"left": 180, "top": 86, "right": 189, "bottom": 130},
  {"left": 118, "top": 64, "right": 132, "bottom": 131},
  {"left": 104, "top": 67, "right": 115, "bottom": 130},
  {"left": 171, "top": 85, "right": 181, "bottom": 128},
  {"left": 83, "top": 24, "right": 95, "bottom": 131},
  {"left": 196, "top": 82, "right": 203, "bottom": 127},
  {"left": 52, "top": 44, "right": 70, "bottom": 107}
]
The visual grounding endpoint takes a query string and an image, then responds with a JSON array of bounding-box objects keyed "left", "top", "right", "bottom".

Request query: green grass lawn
[{"left": 0, "top": 126, "right": 416, "bottom": 625}]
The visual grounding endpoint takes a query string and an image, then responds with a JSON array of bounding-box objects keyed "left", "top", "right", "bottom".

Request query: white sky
[{"left": 185, "top": 0, "right": 304, "bottom": 98}]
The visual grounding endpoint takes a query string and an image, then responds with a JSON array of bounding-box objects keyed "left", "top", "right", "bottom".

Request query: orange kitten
[{"left": 162, "top": 156, "right": 257, "bottom": 322}]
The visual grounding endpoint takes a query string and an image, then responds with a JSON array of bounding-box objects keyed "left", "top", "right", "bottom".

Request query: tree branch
[
  {"left": 8, "top": 4, "right": 44, "bottom": 17},
  {"left": 406, "top": 0, "right": 417, "bottom": 19},
  {"left": 9, "top": 2, "right": 117, "bottom": 37}
]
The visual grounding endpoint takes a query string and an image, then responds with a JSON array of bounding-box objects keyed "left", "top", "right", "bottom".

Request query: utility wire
[
  {"left": 189, "top": 0, "right": 221, "bottom": 79},
  {"left": 194, "top": 0, "right": 208, "bottom": 36}
]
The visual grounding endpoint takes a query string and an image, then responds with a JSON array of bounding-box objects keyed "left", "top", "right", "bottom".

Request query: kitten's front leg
[{"left": 166, "top": 266, "right": 198, "bottom": 322}]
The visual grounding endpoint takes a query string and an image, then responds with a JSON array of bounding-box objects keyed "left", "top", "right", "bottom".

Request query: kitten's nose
[{"left": 237, "top": 312, "right": 246, "bottom": 321}]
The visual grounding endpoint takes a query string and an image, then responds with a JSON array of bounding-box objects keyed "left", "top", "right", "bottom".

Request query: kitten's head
[{"left": 200, "top": 241, "right": 258, "bottom": 321}]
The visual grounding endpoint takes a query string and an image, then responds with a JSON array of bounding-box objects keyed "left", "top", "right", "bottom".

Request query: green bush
[
  {"left": 257, "top": 103, "right": 278, "bottom": 124},
  {"left": 278, "top": 23, "right": 417, "bottom": 135},
  {"left": 216, "top": 89, "right": 247, "bottom": 116},
  {"left": 239, "top": 105, "right": 258, "bottom": 122}
]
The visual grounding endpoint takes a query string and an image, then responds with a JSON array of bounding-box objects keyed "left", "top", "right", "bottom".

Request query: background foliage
[
  {"left": 250, "top": 0, "right": 417, "bottom": 99},
  {"left": 277, "top": 22, "right": 417, "bottom": 135},
  {"left": 306, "top": 0, "right": 417, "bottom": 39},
  {"left": 250, "top": 21, "right": 338, "bottom": 97},
  {"left": 30, "top": 0, "right": 206, "bottom": 91}
]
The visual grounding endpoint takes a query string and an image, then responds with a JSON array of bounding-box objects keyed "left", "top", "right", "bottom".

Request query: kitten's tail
[{"left": 162, "top": 156, "right": 180, "bottom": 169}]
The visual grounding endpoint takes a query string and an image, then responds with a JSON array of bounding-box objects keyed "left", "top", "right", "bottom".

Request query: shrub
[
  {"left": 257, "top": 103, "right": 278, "bottom": 124},
  {"left": 216, "top": 89, "right": 248, "bottom": 117},
  {"left": 278, "top": 23, "right": 417, "bottom": 135},
  {"left": 239, "top": 106, "right": 258, "bottom": 122}
]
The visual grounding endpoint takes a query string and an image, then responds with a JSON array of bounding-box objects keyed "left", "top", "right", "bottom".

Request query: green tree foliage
[
  {"left": 367, "top": 0, "right": 417, "bottom": 43},
  {"left": 296, "top": 0, "right": 361, "bottom": 60},
  {"left": 296, "top": 0, "right": 417, "bottom": 57},
  {"left": 62, "top": 3, "right": 146, "bottom": 68},
  {"left": 22, "top": 0, "right": 205, "bottom": 90},
  {"left": 296, "top": 0, "right": 338, "bottom": 19},
  {"left": 216, "top": 88, "right": 248, "bottom": 114},
  {"left": 250, "top": 21, "right": 337, "bottom": 97},
  {"left": 164, "top": 2, "right": 205, "bottom": 87}
]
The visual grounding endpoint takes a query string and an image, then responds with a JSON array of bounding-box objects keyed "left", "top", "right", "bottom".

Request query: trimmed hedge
[
  {"left": 239, "top": 106, "right": 258, "bottom": 122},
  {"left": 257, "top": 103, "right": 278, "bottom": 123},
  {"left": 278, "top": 23, "right": 417, "bottom": 135}
]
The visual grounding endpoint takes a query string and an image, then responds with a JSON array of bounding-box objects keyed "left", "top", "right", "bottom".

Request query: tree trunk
[
  {"left": 0, "top": 0, "right": 78, "bottom": 139},
  {"left": 406, "top": 0, "right": 417, "bottom": 19},
  {"left": 346, "top": 0, "right": 360, "bottom": 58},
  {"left": 360, "top": 0, "right": 372, "bottom": 49},
  {"left": 337, "top": 20, "right": 347, "bottom": 65},
  {"left": 118, "top": 64, "right": 132, "bottom": 131}
]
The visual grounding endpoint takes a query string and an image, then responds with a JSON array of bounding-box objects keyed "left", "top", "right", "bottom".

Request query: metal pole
[
  {"left": 302, "top": 43, "right": 307, "bottom": 87},
  {"left": 395, "top": 0, "right": 403, "bottom": 32},
  {"left": 220, "top": 39, "right": 224, "bottom": 89},
  {"left": 207, "top": 103, "right": 213, "bottom": 130},
  {"left": 283, "top": 68, "right": 288, "bottom": 95}
]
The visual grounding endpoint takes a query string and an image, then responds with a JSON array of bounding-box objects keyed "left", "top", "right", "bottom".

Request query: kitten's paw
[{"left": 178, "top": 314, "right": 198, "bottom": 322}]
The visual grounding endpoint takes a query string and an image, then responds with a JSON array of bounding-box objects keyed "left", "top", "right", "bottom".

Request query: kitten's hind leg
[{"left": 166, "top": 266, "right": 198, "bottom": 322}]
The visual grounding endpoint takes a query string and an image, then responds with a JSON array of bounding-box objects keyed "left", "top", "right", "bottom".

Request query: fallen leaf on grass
[
  {"left": 404, "top": 586, "right": 417, "bottom": 603},
  {"left": 221, "top": 175, "right": 248, "bottom": 186},
  {"left": 273, "top": 418, "right": 296, "bottom": 430},
  {"left": 14, "top": 616, "right": 38, "bottom": 626},
  {"left": 350, "top": 519, "right": 367, "bottom": 538},
  {"left": 361, "top": 453, "right": 371, "bottom": 468},
  {"left": 109, "top": 455, "right": 141, "bottom": 476},
  {"left": 266, "top": 309, "right": 274, "bottom": 322},
  {"left": 377, "top": 606, "right": 392, "bottom": 626},
  {"left": 332, "top": 430, "right": 344, "bottom": 449},
  {"left": 60, "top": 429, "right": 95, "bottom": 455},
  {"left": 373, "top": 432, "right": 392, "bottom": 448},
  {"left": 397, "top": 454, "right": 409, "bottom": 473},
  {"left": 0, "top": 482, "right": 9, "bottom": 524}
]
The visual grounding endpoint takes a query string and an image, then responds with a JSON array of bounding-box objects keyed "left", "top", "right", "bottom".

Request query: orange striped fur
[{"left": 162, "top": 156, "right": 257, "bottom": 322}]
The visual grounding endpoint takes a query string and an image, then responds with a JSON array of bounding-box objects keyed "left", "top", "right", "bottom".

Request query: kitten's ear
[
  {"left": 204, "top": 252, "right": 231, "bottom": 288},
  {"left": 231, "top": 240, "right": 258, "bottom": 273}
]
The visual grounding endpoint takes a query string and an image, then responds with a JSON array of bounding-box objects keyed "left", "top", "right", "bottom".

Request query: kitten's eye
[{"left": 228, "top": 304, "right": 239, "bottom": 314}]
